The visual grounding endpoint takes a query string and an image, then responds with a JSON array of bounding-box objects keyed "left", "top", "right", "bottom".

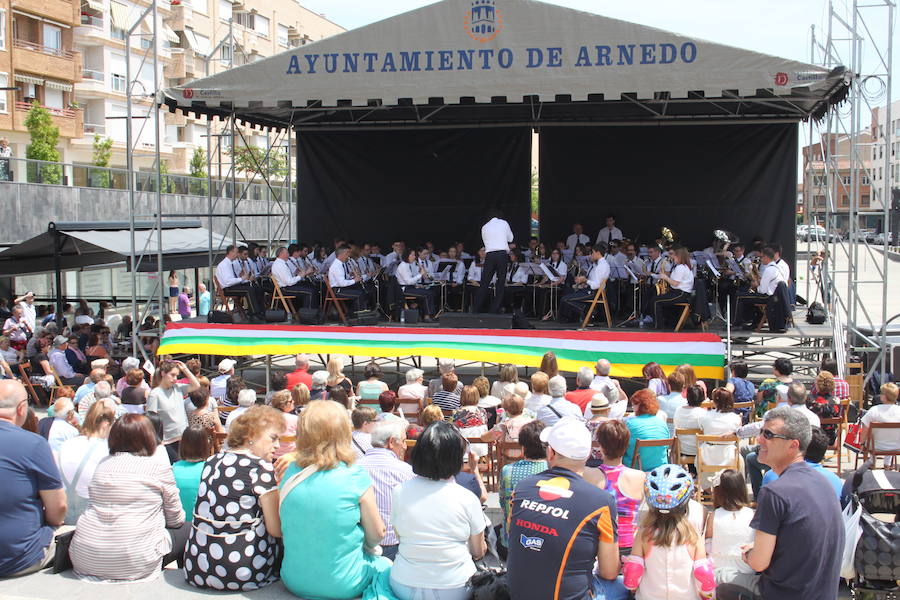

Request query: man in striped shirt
[{"left": 358, "top": 419, "right": 413, "bottom": 561}]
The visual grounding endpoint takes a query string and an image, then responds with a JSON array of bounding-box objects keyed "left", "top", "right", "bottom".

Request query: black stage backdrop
[
  {"left": 539, "top": 124, "right": 798, "bottom": 266},
  {"left": 297, "top": 128, "right": 532, "bottom": 251}
]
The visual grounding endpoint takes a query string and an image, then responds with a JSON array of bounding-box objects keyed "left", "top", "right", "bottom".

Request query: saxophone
[{"left": 655, "top": 257, "right": 670, "bottom": 295}]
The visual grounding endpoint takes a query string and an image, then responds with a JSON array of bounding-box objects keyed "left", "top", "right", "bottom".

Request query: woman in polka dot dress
[{"left": 184, "top": 405, "right": 286, "bottom": 591}]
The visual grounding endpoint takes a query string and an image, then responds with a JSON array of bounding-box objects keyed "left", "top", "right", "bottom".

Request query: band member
[
  {"left": 271, "top": 247, "right": 319, "bottom": 309},
  {"left": 566, "top": 224, "right": 590, "bottom": 251},
  {"left": 605, "top": 240, "right": 628, "bottom": 314},
  {"left": 327, "top": 246, "right": 368, "bottom": 312},
  {"left": 455, "top": 241, "right": 473, "bottom": 260},
  {"left": 215, "top": 245, "right": 265, "bottom": 321},
  {"left": 381, "top": 241, "right": 407, "bottom": 277},
  {"left": 503, "top": 249, "right": 529, "bottom": 312},
  {"left": 537, "top": 248, "right": 568, "bottom": 320},
  {"left": 255, "top": 246, "right": 271, "bottom": 277},
  {"left": 640, "top": 244, "right": 667, "bottom": 321},
  {"left": 522, "top": 236, "right": 540, "bottom": 261},
  {"left": 651, "top": 246, "right": 694, "bottom": 329},
  {"left": 464, "top": 247, "right": 488, "bottom": 312},
  {"left": 595, "top": 214, "right": 623, "bottom": 246},
  {"left": 733, "top": 247, "right": 787, "bottom": 331},
  {"left": 559, "top": 245, "right": 609, "bottom": 323},
  {"left": 474, "top": 210, "right": 514, "bottom": 314},
  {"left": 437, "top": 246, "right": 466, "bottom": 310},
  {"left": 395, "top": 248, "right": 438, "bottom": 323},
  {"left": 350, "top": 243, "right": 378, "bottom": 311}
]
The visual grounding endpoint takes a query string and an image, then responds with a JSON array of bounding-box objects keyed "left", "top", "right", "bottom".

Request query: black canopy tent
[{"left": 161, "top": 0, "right": 850, "bottom": 260}]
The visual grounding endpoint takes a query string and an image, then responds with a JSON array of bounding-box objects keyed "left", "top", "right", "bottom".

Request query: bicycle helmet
[{"left": 645, "top": 464, "right": 694, "bottom": 513}]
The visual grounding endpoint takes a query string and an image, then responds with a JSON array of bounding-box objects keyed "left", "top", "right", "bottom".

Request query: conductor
[{"left": 474, "top": 209, "right": 514, "bottom": 314}]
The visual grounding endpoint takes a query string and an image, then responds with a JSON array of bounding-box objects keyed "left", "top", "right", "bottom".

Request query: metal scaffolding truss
[{"left": 805, "top": 0, "right": 895, "bottom": 386}]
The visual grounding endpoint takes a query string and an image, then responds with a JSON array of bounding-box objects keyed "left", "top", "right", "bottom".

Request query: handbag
[
  {"left": 840, "top": 498, "right": 863, "bottom": 579},
  {"left": 51, "top": 530, "right": 75, "bottom": 574},
  {"left": 806, "top": 301, "right": 826, "bottom": 324},
  {"left": 844, "top": 420, "right": 863, "bottom": 454}
]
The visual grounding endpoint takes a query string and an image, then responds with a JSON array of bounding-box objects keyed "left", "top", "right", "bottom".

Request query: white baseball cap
[
  {"left": 540, "top": 417, "right": 592, "bottom": 461},
  {"left": 218, "top": 358, "right": 237, "bottom": 373}
]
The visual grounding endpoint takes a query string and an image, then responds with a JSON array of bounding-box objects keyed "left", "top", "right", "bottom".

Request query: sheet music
[
  {"left": 623, "top": 264, "right": 639, "bottom": 284},
  {"left": 517, "top": 262, "right": 544, "bottom": 276},
  {"left": 728, "top": 257, "right": 745, "bottom": 279},
  {"left": 705, "top": 259, "right": 721, "bottom": 279},
  {"left": 540, "top": 262, "right": 560, "bottom": 279}
]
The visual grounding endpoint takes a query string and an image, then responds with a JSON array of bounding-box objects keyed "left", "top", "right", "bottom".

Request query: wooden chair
[
  {"left": 270, "top": 276, "right": 301, "bottom": 320},
  {"left": 752, "top": 303, "right": 769, "bottom": 332},
  {"left": 674, "top": 428, "right": 703, "bottom": 470},
  {"left": 696, "top": 434, "right": 741, "bottom": 502},
  {"left": 216, "top": 405, "right": 238, "bottom": 416},
  {"left": 397, "top": 397, "right": 424, "bottom": 424},
  {"left": 733, "top": 401, "right": 754, "bottom": 423},
  {"left": 45, "top": 364, "right": 68, "bottom": 404},
  {"left": 18, "top": 363, "right": 46, "bottom": 407},
  {"left": 464, "top": 437, "right": 496, "bottom": 492},
  {"left": 213, "top": 431, "right": 228, "bottom": 451},
  {"left": 580, "top": 286, "right": 613, "bottom": 329},
  {"left": 861, "top": 422, "right": 900, "bottom": 470},
  {"left": 495, "top": 440, "right": 524, "bottom": 470},
  {"left": 630, "top": 437, "right": 676, "bottom": 470},
  {"left": 404, "top": 438, "right": 417, "bottom": 464},
  {"left": 820, "top": 415, "right": 845, "bottom": 474},
  {"left": 323, "top": 279, "right": 351, "bottom": 325},
  {"left": 213, "top": 275, "right": 246, "bottom": 315},
  {"left": 846, "top": 362, "right": 864, "bottom": 413},
  {"left": 673, "top": 303, "right": 693, "bottom": 332},
  {"left": 441, "top": 408, "right": 454, "bottom": 420}
]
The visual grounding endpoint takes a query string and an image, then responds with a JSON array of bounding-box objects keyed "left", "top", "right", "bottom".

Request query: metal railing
[
  {"left": 13, "top": 39, "right": 78, "bottom": 60},
  {"left": 82, "top": 69, "right": 104, "bottom": 81},
  {"left": 80, "top": 15, "right": 104, "bottom": 28},
  {"left": 14, "top": 101, "right": 79, "bottom": 119}
]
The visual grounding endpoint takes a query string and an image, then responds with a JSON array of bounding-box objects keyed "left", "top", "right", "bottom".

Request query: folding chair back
[
  {"left": 270, "top": 276, "right": 299, "bottom": 319},
  {"left": 674, "top": 428, "right": 703, "bottom": 469},
  {"left": 323, "top": 279, "right": 350, "bottom": 324},
  {"left": 631, "top": 437, "right": 676, "bottom": 470},
  {"left": 397, "top": 398, "right": 424, "bottom": 424},
  {"left": 864, "top": 423, "right": 900, "bottom": 471},
  {"left": 580, "top": 286, "right": 612, "bottom": 329},
  {"left": 18, "top": 363, "right": 45, "bottom": 407},
  {"left": 696, "top": 434, "right": 741, "bottom": 501}
]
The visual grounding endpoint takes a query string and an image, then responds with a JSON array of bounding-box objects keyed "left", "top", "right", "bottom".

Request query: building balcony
[
  {"left": 14, "top": 101, "right": 84, "bottom": 139},
  {"left": 10, "top": 0, "right": 78, "bottom": 25},
  {"left": 75, "top": 18, "right": 108, "bottom": 46},
  {"left": 12, "top": 40, "right": 83, "bottom": 83},
  {"left": 165, "top": 50, "right": 187, "bottom": 79},
  {"left": 76, "top": 69, "right": 106, "bottom": 97},
  {"left": 166, "top": 4, "right": 191, "bottom": 31}
]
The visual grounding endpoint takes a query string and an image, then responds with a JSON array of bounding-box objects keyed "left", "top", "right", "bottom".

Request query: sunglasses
[{"left": 760, "top": 428, "right": 792, "bottom": 441}]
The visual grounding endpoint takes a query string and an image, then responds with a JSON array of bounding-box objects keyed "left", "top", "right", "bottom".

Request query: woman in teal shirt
[
  {"left": 279, "top": 400, "right": 395, "bottom": 600},
  {"left": 171, "top": 425, "right": 211, "bottom": 522},
  {"left": 623, "top": 389, "right": 671, "bottom": 471}
]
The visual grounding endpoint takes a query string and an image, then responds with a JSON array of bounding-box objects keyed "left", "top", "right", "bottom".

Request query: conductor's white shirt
[{"left": 481, "top": 218, "right": 514, "bottom": 253}]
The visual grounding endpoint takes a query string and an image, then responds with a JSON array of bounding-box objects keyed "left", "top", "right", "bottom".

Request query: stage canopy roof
[
  {"left": 0, "top": 221, "right": 227, "bottom": 276},
  {"left": 162, "top": 0, "right": 849, "bottom": 130}
]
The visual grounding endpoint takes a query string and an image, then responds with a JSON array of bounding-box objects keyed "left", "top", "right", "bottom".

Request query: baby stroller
[{"left": 845, "top": 461, "right": 900, "bottom": 599}]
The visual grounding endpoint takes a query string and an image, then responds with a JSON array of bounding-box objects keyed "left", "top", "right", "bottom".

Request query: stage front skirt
[{"left": 159, "top": 323, "right": 725, "bottom": 379}]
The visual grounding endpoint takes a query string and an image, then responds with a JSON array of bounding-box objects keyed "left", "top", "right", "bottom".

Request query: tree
[
  {"left": 24, "top": 101, "right": 62, "bottom": 184},
  {"left": 228, "top": 145, "right": 288, "bottom": 181},
  {"left": 90, "top": 134, "right": 113, "bottom": 188},
  {"left": 188, "top": 147, "right": 208, "bottom": 195},
  {"left": 159, "top": 160, "right": 175, "bottom": 193}
]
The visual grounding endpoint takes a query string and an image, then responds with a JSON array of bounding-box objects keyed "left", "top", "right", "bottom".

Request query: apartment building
[
  {"left": 0, "top": 0, "right": 83, "bottom": 156},
  {"left": 871, "top": 100, "right": 900, "bottom": 196}
]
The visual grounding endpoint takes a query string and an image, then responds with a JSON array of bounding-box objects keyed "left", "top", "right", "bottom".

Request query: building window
[
  {"left": 111, "top": 73, "right": 127, "bottom": 92},
  {"left": 0, "top": 9, "right": 6, "bottom": 51},
  {"left": 189, "top": 0, "right": 208, "bottom": 14},
  {"left": 861, "top": 175, "right": 870, "bottom": 185},
  {"left": 254, "top": 14, "right": 269, "bottom": 37},
  {"left": 861, "top": 195, "right": 870, "bottom": 207},
  {"left": 219, "top": 0, "right": 231, "bottom": 21},
  {"left": 812, "top": 175, "right": 826, "bottom": 187},
  {"left": 111, "top": 25, "right": 126, "bottom": 40},
  {"left": 277, "top": 24, "right": 289, "bottom": 47},
  {"left": 841, "top": 176, "right": 851, "bottom": 185},
  {"left": 0, "top": 73, "right": 7, "bottom": 113},
  {"left": 840, "top": 195, "right": 849, "bottom": 207}
]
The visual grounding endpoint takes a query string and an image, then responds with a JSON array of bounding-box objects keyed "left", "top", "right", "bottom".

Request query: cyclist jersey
[{"left": 507, "top": 466, "right": 618, "bottom": 600}]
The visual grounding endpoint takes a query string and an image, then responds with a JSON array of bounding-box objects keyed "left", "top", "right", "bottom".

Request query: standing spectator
[
  {"left": 496, "top": 420, "right": 548, "bottom": 552},
  {"left": 70, "top": 414, "right": 186, "bottom": 582},
  {"left": 566, "top": 367, "right": 598, "bottom": 413},
  {"left": 351, "top": 406, "right": 377, "bottom": 458},
  {"left": 427, "top": 359, "right": 462, "bottom": 397},
  {"left": 146, "top": 359, "right": 200, "bottom": 462},
  {"left": 623, "top": 389, "right": 671, "bottom": 471},
  {"left": 279, "top": 401, "right": 392, "bottom": 599},
  {"left": 210, "top": 358, "right": 236, "bottom": 402},
  {"left": 271, "top": 389, "right": 298, "bottom": 459},
  {"left": 15, "top": 291, "right": 37, "bottom": 334},
  {"left": 390, "top": 421, "right": 487, "bottom": 599},
  {"left": 224, "top": 388, "right": 257, "bottom": 430},
  {"left": 432, "top": 372, "right": 462, "bottom": 412},
  {"left": 47, "top": 396, "right": 80, "bottom": 452},
  {"left": 168, "top": 271, "right": 179, "bottom": 315},
  {"left": 177, "top": 286, "right": 192, "bottom": 320},
  {"left": 358, "top": 419, "right": 414, "bottom": 560},
  {"left": 196, "top": 282, "right": 211, "bottom": 317},
  {"left": 2, "top": 306, "right": 29, "bottom": 350},
  {"left": 285, "top": 353, "right": 312, "bottom": 391},
  {"left": 172, "top": 424, "right": 212, "bottom": 523},
  {"left": 860, "top": 382, "right": 900, "bottom": 452},
  {"left": 642, "top": 361, "right": 670, "bottom": 396},
  {"left": 537, "top": 375, "right": 583, "bottom": 426},
  {"left": 718, "top": 407, "right": 844, "bottom": 600},
  {"left": 56, "top": 400, "right": 116, "bottom": 524},
  {"left": 596, "top": 419, "right": 645, "bottom": 554},
  {"left": 397, "top": 367, "right": 427, "bottom": 401},
  {"left": 0, "top": 380, "right": 67, "bottom": 577},
  {"left": 507, "top": 418, "right": 619, "bottom": 599},
  {"left": 0, "top": 137, "right": 12, "bottom": 181}
]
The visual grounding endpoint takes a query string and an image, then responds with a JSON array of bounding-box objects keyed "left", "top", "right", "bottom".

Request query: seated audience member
[
  {"left": 328, "top": 385, "right": 352, "bottom": 410},
  {"left": 378, "top": 390, "right": 403, "bottom": 422},
  {"left": 186, "top": 388, "right": 223, "bottom": 435},
  {"left": 524, "top": 371, "right": 552, "bottom": 416},
  {"left": 398, "top": 368, "right": 428, "bottom": 401},
  {"left": 673, "top": 384, "right": 708, "bottom": 459},
  {"left": 74, "top": 368, "right": 105, "bottom": 406},
  {"left": 432, "top": 372, "right": 462, "bottom": 412},
  {"left": 271, "top": 389, "right": 298, "bottom": 459},
  {"left": 326, "top": 356, "right": 353, "bottom": 396},
  {"left": 625, "top": 464, "right": 715, "bottom": 600},
  {"left": 118, "top": 367, "right": 149, "bottom": 409},
  {"left": 485, "top": 389, "right": 534, "bottom": 446},
  {"left": 56, "top": 400, "right": 116, "bottom": 524},
  {"left": 285, "top": 354, "right": 313, "bottom": 391},
  {"left": 64, "top": 333, "right": 89, "bottom": 376},
  {"left": 357, "top": 362, "right": 389, "bottom": 400},
  {"left": 70, "top": 414, "right": 186, "bottom": 582},
  {"left": 225, "top": 388, "right": 257, "bottom": 430},
  {"left": 725, "top": 361, "right": 756, "bottom": 420},
  {"left": 291, "top": 382, "right": 311, "bottom": 413},
  {"left": 717, "top": 407, "right": 843, "bottom": 600},
  {"left": 77, "top": 379, "right": 119, "bottom": 419},
  {"left": 210, "top": 358, "right": 235, "bottom": 403},
  {"left": 427, "top": 359, "right": 463, "bottom": 397},
  {"left": 507, "top": 418, "right": 619, "bottom": 600},
  {"left": 0, "top": 380, "right": 67, "bottom": 577},
  {"left": 860, "top": 382, "right": 900, "bottom": 452},
  {"left": 755, "top": 358, "right": 794, "bottom": 417},
  {"left": 351, "top": 406, "right": 377, "bottom": 458},
  {"left": 537, "top": 375, "right": 583, "bottom": 426},
  {"left": 358, "top": 419, "right": 414, "bottom": 561},
  {"left": 419, "top": 404, "right": 444, "bottom": 429},
  {"left": 391, "top": 421, "right": 488, "bottom": 600},
  {"left": 147, "top": 360, "right": 200, "bottom": 462},
  {"left": 185, "top": 405, "right": 284, "bottom": 590},
  {"left": 585, "top": 391, "right": 615, "bottom": 463},
  {"left": 540, "top": 351, "right": 560, "bottom": 378},
  {"left": 497, "top": 420, "right": 548, "bottom": 552},
  {"left": 808, "top": 371, "right": 841, "bottom": 445},
  {"left": 279, "top": 401, "right": 393, "bottom": 599},
  {"left": 172, "top": 425, "right": 212, "bottom": 523},
  {"left": 0, "top": 335, "right": 21, "bottom": 368},
  {"left": 473, "top": 375, "right": 502, "bottom": 414},
  {"left": 657, "top": 372, "right": 687, "bottom": 433},
  {"left": 706, "top": 469, "right": 756, "bottom": 588},
  {"left": 677, "top": 363, "right": 707, "bottom": 399},
  {"left": 48, "top": 396, "right": 80, "bottom": 452},
  {"left": 309, "top": 369, "right": 329, "bottom": 401},
  {"left": 623, "top": 389, "right": 671, "bottom": 471},
  {"left": 595, "top": 419, "right": 645, "bottom": 553},
  {"left": 453, "top": 385, "right": 490, "bottom": 457},
  {"left": 491, "top": 364, "right": 519, "bottom": 399},
  {"left": 643, "top": 361, "right": 670, "bottom": 397},
  {"left": 760, "top": 426, "right": 843, "bottom": 499},
  {"left": 697, "top": 387, "right": 743, "bottom": 488},
  {"left": 48, "top": 335, "right": 86, "bottom": 386},
  {"left": 566, "top": 367, "right": 599, "bottom": 414},
  {"left": 813, "top": 357, "right": 850, "bottom": 400}
]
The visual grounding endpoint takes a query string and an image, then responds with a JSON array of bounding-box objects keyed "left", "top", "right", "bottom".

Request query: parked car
[
  {"left": 796, "top": 224, "right": 810, "bottom": 238},
  {"left": 871, "top": 233, "right": 888, "bottom": 246},
  {"left": 804, "top": 225, "right": 841, "bottom": 243}
]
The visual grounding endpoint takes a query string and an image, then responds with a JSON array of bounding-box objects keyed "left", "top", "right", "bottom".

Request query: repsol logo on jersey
[
  {"left": 516, "top": 519, "right": 559, "bottom": 536},
  {"left": 520, "top": 499, "right": 570, "bottom": 519}
]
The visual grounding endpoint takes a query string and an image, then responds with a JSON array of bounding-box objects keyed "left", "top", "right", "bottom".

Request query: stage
[{"left": 160, "top": 318, "right": 727, "bottom": 379}]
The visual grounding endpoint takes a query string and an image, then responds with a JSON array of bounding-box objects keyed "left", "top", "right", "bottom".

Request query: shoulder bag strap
[
  {"left": 548, "top": 403, "right": 563, "bottom": 419},
  {"left": 278, "top": 464, "right": 318, "bottom": 507},
  {"left": 61, "top": 441, "right": 102, "bottom": 494}
]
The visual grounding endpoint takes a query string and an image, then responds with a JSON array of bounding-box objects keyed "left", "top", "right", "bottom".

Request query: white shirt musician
[
  {"left": 595, "top": 215, "right": 623, "bottom": 246},
  {"left": 214, "top": 245, "right": 265, "bottom": 317},
  {"left": 396, "top": 249, "right": 438, "bottom": 322},
  {"left": 327, "top": 248, "right": 367, "bottom": 311},
  {"left": 651, "top": 247, "right": 694, "bottom": 329},
  {"left": 565, "top": 224, "right": 590, "bottom": 251},
  {"left": 733, "top": 248, "right": 787, "bottom": 331},
  {"left": 559, "top": 246, "right": 610, "bottom": 323}
]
